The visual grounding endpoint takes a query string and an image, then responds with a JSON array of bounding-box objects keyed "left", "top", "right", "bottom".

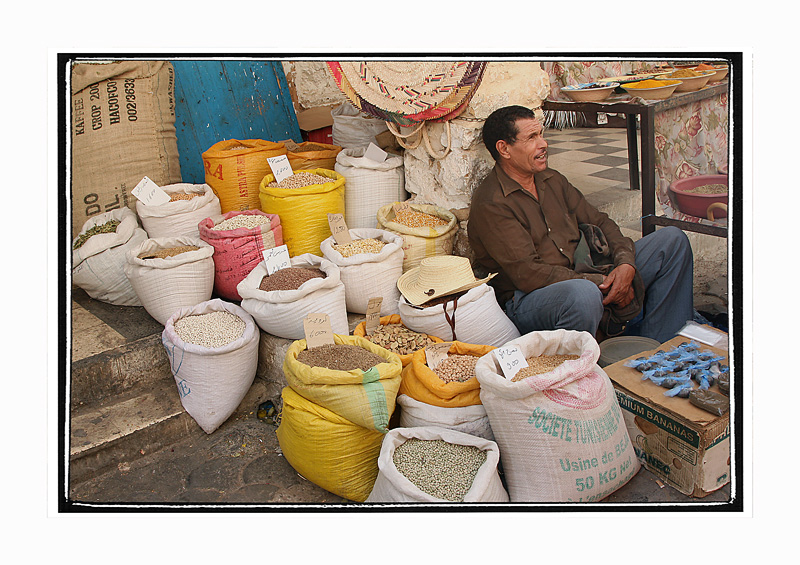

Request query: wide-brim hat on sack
[{"left": 397, "top": 255, "right": 496, "bottom": 306}]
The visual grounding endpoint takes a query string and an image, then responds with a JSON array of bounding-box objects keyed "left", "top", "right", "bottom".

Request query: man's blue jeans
[{"left": 504, "top": 226, "right": 694, "bottom": 343}]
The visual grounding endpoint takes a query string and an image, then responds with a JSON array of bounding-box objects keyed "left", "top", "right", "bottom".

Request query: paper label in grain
[
  {"left": 132, "top": 176, "right": 170, "bottom": 206},
  {"left": 327, "top": 213, "right": 352, "bottom": 245},
  {"left": 494, "top": 345, "right": 529, "bottom": 380},
  {"left": 267, "top": 155, "right": 292, "bottom": 183},
  {"left": 304, "top": 313, "right": 335, "bottom": 349},
  {"left": 263, "top": 244, "right": 290, "bottom": 275},
  {"left": 365, "top": 297, "right": 383, "bottom": 336},
  {"left": 425, "top": 342, "right": 452, "bottom": 370}
]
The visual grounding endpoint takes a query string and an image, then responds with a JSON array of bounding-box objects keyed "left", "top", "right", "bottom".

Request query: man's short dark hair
[{"left": 482, "top": 105, "right": 538, "bottom": 161}]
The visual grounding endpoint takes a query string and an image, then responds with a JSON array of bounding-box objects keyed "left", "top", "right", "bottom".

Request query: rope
[{"left": 386, "top": 120, "right": 452, "bottom": 159}]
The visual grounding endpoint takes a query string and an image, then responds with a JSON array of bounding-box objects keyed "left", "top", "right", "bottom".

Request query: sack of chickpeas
[
  {"left": 352, "top": 315, "right": 444, "bottom": 367},
  {"left": 276, "top": 386, "right": 385, "bottom": 502},
  {"left": 258, "top": 169, "right": 346, "bottom": 257},
  {"left": 135, "top": 183, "right": 221, "bottom": 239},
  {"left": 335, "top": 147, "right": 406, "bottom": 230},
  {"left": 396, "top": 395, "right": 494, "bottom": 442},
  {"left": 162, "top": 299, "right": 260, "bottom": 434},
  {"left": 283, "top": 334, "right": 403, "bottom": 433},
  {"left": 72, "top": 207, "right": 148, "bottom": 306},
  {"left": 365, "top": 426, "right": 508, "bottom": 503},
  {"left": 376, "top": 202, "right": 457, "bottom": 272},
  {"left": 198, "top": 210, "right": 283, "bottom": 301},
  {"left": 320, "top": 228, "right": 404, "bottom": 315},
  {"left": 474, "top": 329, "right": 640, "bottom": 503},
  {"left": 237, "top": 254, "right": 349, "bottom": 339},
  {"left": 123, "top": 236, "right": 215, "bottom": 325}
]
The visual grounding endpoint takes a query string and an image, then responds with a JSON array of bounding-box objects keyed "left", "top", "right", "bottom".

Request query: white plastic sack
[
  {"left": 72, "top": 207, "right": 147, "bottom": 306},
  {"left": 335, "top": 147, "right": 406, "bottom": 229},
  {"left": 331, "top": 102, "right": 389, "bottom": 149},
  {"left": 398, "top": 283, "right": 520, "bottom": 347},
  {"left": 237, "top": 253, "right": 349, "bottom": 339},
  {"left": 320, "top": 228, "right": 404, "bottom": 315},
  {"left": 124, "top": 236, "right": 215, "bottom": 325},
  {"left": 365, "top": 426, "right": 508, "bottom": 503},
  {"left": 136, "top": 183, "right": 221, "bottom": 239},
  {"left": 474, "top": 329, "right": 640, "bottom": 503},
  {"left": 397, "top": 395, "right": 494, "bottom": 441},
  {"left": 162, "top": 299, "right": 260, "bottom": 434}
]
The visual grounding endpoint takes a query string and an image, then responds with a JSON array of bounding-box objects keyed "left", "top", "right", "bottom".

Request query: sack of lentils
[
  {"left": 352, "top": 314, "right": 444, "bottom": 367},
  {"left": 276, "top": 385, "right": 385, "bottom": 502},
  {"left": 237, "top": 254, "right": 349, "bottom": 340},
  {"left": 283, "top": 334, "right": 402, "bottom": 433},
  {"left": 474, "top": 329, "right": 640, "bottom": 503},
  {"left": 365, "top": 426, "right": 508, "bottom": 503},
  {"left": 376, "top": 202, "right": 457, "bottom": 273},
  {"left": 198, "top": 209, "right": 283, "bottom": 301},
  {"left": 398, "top": 283, "right": 521, "bottom": 347},
  {"left": 136, "top": 183, "right": 221, "bottom": 239},
  {"left": 123, "top": 236, "right": 215, "bottom": 325},
  {"left": 72, "top": 207, "right": 148, "bottom": 306},
  {"left": 396, "top": 394, "right": 494, "bottom": 442},
  {"left": 258, "top": 169, "right": 345, "bottom": 257},
  {"left": 320, "top": 228, "right": 404, "bottom": 315},
  {"left": 162, "top": 299, "right": 260, "bottom": 434}
]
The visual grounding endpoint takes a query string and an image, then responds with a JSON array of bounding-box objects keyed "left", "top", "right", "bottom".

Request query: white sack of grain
[
  {"left": 136, "top": 183, "right": 221, "bottom": 239},
  {"left": 397, "top": 395, "right": 494, "bottom": 441}
]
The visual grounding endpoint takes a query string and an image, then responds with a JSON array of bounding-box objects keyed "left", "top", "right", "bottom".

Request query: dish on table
[
  {"left": 561, "top": 82, "right": 621, "bottom": 102},
  {"left": 621, "top": 79, "right": 681, "bottom": 100}
]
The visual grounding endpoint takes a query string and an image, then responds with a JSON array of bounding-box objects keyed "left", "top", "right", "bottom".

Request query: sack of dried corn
[
  {"left": 162, "top": 299, "right": 260, "bottom": 434},
  {"left": 202, "top": 139, "right": 287, "bottom": 213},
  {"left": 320, "top": 228, "right": 404, "bottom": 315},
  {"left": 198, "top": 210, "right": 283, "bottom": 301},
  {"left": 258, "top": 169, "right": 346, "bottom": 257},
  {"left": 283, "top": 334, "right": 402, "bottom": 433},
  {"left": 72, "top": 208, "right": 148, "bottom": 306},
  {"left": 474, "top": 329, "right": 640, "bottom": 502},
  {"left": 237, "top": 254, "right": 349, "bottom": 339},
  {"left": 376, "top": 203, "right": 457, "bottom": 272},
  {"left": 398, "top": 283, "right": 521, "bottom": 347},
  {"left": 136, "top": 183, "right": 221, "bottom": 239},
  {"left": 276, "top": 386, "right": 384, "bottom": 502},
  {"left": 286, "top": 141, "right": 342, "bottom": 171},
  {"left": 352, "top": 315, "right": 444, "bottom": 367},
  {"left": 396, "top": 395, "right": 494, "bottom": 441},
  {"left": 123, "top": 236, "right": 215, "bottom": 325},
  {"left": 335, "top": 147, "right": 407, "bottom": 230},
  {"left": 365, "top": 427, "right": 508, "bottom": 503}
]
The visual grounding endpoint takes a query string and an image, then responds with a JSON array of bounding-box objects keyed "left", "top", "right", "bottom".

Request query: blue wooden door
[{"left": 171, "top": 60, "right": 302, "bottom": 183}]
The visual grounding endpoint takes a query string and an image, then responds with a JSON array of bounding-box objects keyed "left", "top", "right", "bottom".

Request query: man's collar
[{"left": 494, "top": 164, "right": 555, "bottom": 197}]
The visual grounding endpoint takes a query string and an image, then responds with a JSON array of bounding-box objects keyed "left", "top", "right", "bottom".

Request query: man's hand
[{"left": 599, "top": 263, "right": 636, "bottom": 308}]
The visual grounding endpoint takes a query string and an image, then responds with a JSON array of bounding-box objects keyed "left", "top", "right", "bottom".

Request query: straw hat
[{"left": 397, "top": 255, "right": 496, "bottom": 306}]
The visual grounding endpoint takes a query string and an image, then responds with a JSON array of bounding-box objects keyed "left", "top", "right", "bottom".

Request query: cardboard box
[
  {"left": 605, "top": 335, "right": 731, "bottom": 497},
  {"left": 295, "top": 106, "right": 335, "bottom": 132}
]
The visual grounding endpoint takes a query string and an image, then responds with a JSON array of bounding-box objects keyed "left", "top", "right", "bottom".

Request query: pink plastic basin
[{"left": 669, "top": 174, "right": 728, "bottom": 220}]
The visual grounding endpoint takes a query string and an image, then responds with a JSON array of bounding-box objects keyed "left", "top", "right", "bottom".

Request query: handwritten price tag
[
  {"left": 365, "top": 297, "right": 383, "bottom": 336},
  {"left": 304, "top": 312, "right": 334, "bottom": 349},
  {"left": 132, "top": 176, "right": 170, "bottom": 206},
  {"left": 327, "top": 213, "right": 352, "bottom": 245},
  {"left": 494, "top": 345, "right": 529, "bottom": 380},
  {"left": 425, "top": 341, "right": 452, "bottom": 370},
  {"left": 263, "top": 245, "right": 290, "bottom": 275},
  {"left": 392, "top": 201, "right": 410, "bottom": 217},
  {"left": 267, "top": 155, "right": 293, "bottom": 184}
]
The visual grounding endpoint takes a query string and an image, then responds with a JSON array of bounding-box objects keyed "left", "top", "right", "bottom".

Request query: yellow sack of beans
[
  {"left": 276, "top": 386, "right": 383, "bottom": 502},
  {"left": 353, "top": 314, "right": 445, "bottom": 367},
  {"left": 376, "top": 202, "right": 457, "bottom": 272},
  {"left": 283, "top": 334, "right": 402, "bottom": 433},
  {"left": 202, "top": 139, "right": 287, "bottom": 213},
  {"left": 399, "top": 341, "right": 495, "bottom": 408},
  {"left": 286, "top": 141, "right": 342, "bottom": 171},
  {"left": 259, "top": 168, "right": 346, "bottom": 257}
]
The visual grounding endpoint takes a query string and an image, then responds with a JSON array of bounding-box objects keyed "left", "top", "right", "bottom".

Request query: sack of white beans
[
  {"left": 162, "top": 299, "right": 260, "bottom": 434},
  {"left": 320, "top": 228, "right": 404, "bottom": 315},
  {"left": 198, "top": 209, "right": 283, "bottom": 301},
  {"left": 397, "top": 395, "right": 495, "bottom": 441},
  {"left": 237, "top": 254, "right": 349, "bottom": 339},
  {"left": 474, "top": 329, "right": 640, "bottom": 503},
  {"left": 72, "top": 207, "right": 147, "bottom": 306},
  {"left": 365, "top": 426, "right": 508, "bottom": 503},
  {"left": 136, "top": 183, "right": 221, "bottom": 239},
  {"left": 398, "top": 283, "right": 520, "bottom": 347},
  {"left": 123, "top": 236, "right": 215, "bottom": 325}
]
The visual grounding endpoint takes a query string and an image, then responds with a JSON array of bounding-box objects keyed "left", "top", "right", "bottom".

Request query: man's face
[{"left": 501, "top": 117, "right": 548, "bottom": 175}]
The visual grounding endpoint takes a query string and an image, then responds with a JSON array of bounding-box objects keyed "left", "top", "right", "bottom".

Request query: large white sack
[
  {"left": 162, "top": 299, "right": 259, "bottom": 434},
  {"left": 72, "top": 207, "right": 147, "bottom": 306},
  {"left": 331, "top": 102, "right": 389, "bottom": 149},
  {"left": 474, "top": 329, "right": 640, "bottom": 503},
  {"left": 136, "top": 183, "right": 221, "bottom": 239},
  {"left": 335, "top": 147, "right": 406, "bottom": 229},
  {"left": 124, "top": 236, "right": 215, "bottom": 325},
  {"left": 398, "top": 283, "right": 520, "bottom": 346},
  {"left": 320, "top": 228, "right": 404, "bottom": 315},
  {"left": 397, "top": 395, "right": 494, "bottom": 441},
  {"left": 237, "top": 253, "right": 349, "bottom": 339},
  {"left": 366, "top": 426, "right": 508, "bottom": 503}
]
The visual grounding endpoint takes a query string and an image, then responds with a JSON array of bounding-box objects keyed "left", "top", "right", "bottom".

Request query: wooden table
[{"left": 543, "top": 81, "right": 729, "bottom": 238}]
